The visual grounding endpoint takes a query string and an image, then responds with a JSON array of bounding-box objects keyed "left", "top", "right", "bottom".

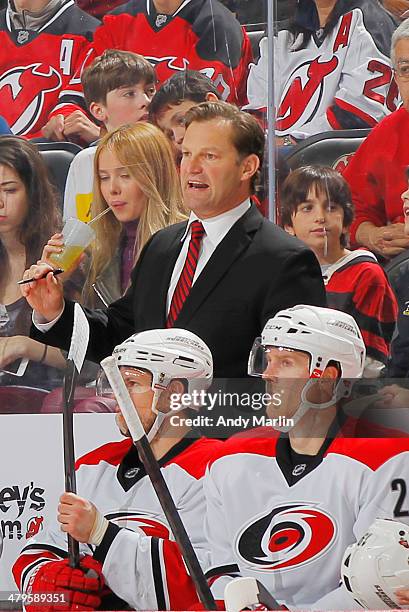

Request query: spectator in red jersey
[
  {"left": 90, "top": 0, "right": 253, "bottom": 106},
  {"left": 281, "top": 166, "right": 398, "bottom": 376},
  {"left": 343, "top": 19, "right": 409, "bottom": 257},
  {"left": 0, "top": 0, "right": 100, "bottom": 143}
]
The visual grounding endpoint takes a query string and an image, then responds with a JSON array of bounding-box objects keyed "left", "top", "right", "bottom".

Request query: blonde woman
[{"left": 43, "top": 122, "right": 186, "bottom": 307}]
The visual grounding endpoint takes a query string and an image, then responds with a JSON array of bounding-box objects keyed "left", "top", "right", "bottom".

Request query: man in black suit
[{"left": 22, "top": 101, "right": 325, "bottom": 379}]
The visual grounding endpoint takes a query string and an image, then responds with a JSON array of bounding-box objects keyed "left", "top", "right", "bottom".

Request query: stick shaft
[
  {"left": 135, "top": 436, "right": 217, "bottom": 610},
  {"left": 63, "top": 359, "right": 80, "bottom": 568}
]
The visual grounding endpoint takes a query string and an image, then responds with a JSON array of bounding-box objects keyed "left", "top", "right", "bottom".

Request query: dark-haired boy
[
  {"left": 150, "top": 70, "right": 220, "bottom": 163},
  {"left": 281, "top": 165, "right": 397, "bottom": 375},
  {"left": 63, "top": 50, "right": 156, "bottom": 222}
]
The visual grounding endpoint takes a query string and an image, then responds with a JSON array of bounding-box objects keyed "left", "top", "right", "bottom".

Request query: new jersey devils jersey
[
  {"left": 91, "top": 0, "right": 252, "bottom": 105},
  {"left": 246, "top": 0, "right": 398, "bottom": 138},
  {"left": 0, "top": 1, "right": 98, "bottom": 138},
  {"left": 204, "top": 423, "right": 409, "bottom": 609},
  {"left": 13, "top": 436, "right": 222, "bottom": 610}
]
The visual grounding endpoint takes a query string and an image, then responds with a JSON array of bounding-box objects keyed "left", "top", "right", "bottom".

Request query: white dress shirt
[
  {"left": 166, "top": 198, "right": 251, "bottom": 314},
  {"left": 34, "top": 198, "right": 251, "bottom": 331}
]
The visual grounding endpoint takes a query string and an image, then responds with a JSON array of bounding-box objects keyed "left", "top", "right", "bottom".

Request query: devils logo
[
  {"left": 236, "top": 503, "right": 336, "bottom": 571},
  {"left": 0, "top": 63, "right": 61, "bottom": 135}
]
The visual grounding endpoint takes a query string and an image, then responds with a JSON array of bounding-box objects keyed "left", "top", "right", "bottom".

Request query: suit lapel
[
  {"left": 174, "top": 205, "right": 263, "bottom": 328},
  {"left": 150, "top": 223, "right": 186, "bottom": 326}
]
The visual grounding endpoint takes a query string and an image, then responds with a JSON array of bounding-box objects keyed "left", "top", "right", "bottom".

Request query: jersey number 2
[{"left": 392, "top": 478, "right": 409, "bottom": 517}]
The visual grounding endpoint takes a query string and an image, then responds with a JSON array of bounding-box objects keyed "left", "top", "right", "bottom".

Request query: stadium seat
[
  {"left": 35, "top": 142, "right": 82, "bottom": 205},
  {"left": 246, "top": 28, "right": 264, "bottom": 61},
  {"left": 285, "top": 128, "right": 371, "bottom": 172},
  {"left": 41, "top": 385, "right": 117, "bottom": 413},
  {"left": 384, "top": 249, "right": 409, "bottom": 291},
  {"left": 0, "top": 386, "right": 49, "bottom": 414}
]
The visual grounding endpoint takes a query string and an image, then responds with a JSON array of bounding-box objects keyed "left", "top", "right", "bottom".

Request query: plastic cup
[{"left": 49, "top": 217, "right": 95, "bottom": 271}]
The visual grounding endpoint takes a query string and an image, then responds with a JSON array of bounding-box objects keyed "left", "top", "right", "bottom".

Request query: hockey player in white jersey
[
  {"left": 204, "top": 305, "right": 409, "bottom": 609},
  {"left": 247, "top": 0, "right": 398, "bottom": 140},
  {"left": 13, "top": 328, "right": 222, "bottom": 611}
]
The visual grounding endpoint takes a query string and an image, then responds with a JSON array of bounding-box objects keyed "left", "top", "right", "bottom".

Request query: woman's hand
[
  {"left": 20, "top": 263, "right": 64, "bottom": 322},
  {"left": 41, "top": 233, "right": 64, "bottom": 265},
  {"left": 0, "top": 335, "right": 42, "bottom": 368}
]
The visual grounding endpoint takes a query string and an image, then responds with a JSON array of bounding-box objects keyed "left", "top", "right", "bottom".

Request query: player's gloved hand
[{"left": 26, "top": 555, "right": 104, "bottom": 611}]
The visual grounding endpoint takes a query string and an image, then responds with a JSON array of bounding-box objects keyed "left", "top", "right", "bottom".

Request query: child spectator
[
  {"left": 0, "top": 0, "right": 99, "bottom": 143},
  {"left": 44, "top": 123, "right": 186, "bottom": 308},
  {"left": 150, "top": 70, "right": 220, "bottom": 164},
  {"left": 0, "top": 137, "right": 65, "bottom": 390},
  {"left": 246, "top": 0, "right": 397, "bottom": 142},
  {"left": 281, "top": 166, "right": 398, "bottom": 375},
  {"left": 90, "top": 0, "right": 253, "bottom": 106},
  {"left": 63, "top": 50, "right": 156, "bottom": 223}
]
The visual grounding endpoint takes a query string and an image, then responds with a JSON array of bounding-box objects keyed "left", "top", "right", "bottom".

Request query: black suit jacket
[{"left": 32, "top": 205, "right": 326, "bottom": 378}]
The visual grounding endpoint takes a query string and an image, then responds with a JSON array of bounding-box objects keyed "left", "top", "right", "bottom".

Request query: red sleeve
[
  {"left": 353, "top": 266, "right": 397, "bottom": 363},
  {"left": 47, "top": 42, "right": 94, "bottom": 122},
  {"left": 343, "top": 126, "right": 390, "bottom": 244}
]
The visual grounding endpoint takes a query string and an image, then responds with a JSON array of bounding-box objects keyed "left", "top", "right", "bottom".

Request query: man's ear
[
  {"left": 205, "top": 92, "right": 219, "bottom": 102},
  {"left": 167, "top": 379, "right": 186, "bottom": 396},
  {"left": 240, "top": 153, "right": 260, "bottom": 182},
  {"left": 89, "top": 101, "right": 107, "bottom": 124},
  {"left": 321, "top": 364, "right": 340, "bottom": 380},
  {"left": 284, "top": 224, "right": 296, "bottom": 236}
]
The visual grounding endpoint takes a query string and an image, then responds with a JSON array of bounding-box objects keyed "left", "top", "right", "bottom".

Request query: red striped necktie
[{"left": 166, "top": 220, "right": 205, "bottom": 328}]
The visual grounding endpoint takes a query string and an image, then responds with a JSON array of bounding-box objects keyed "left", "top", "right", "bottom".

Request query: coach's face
[{"left": 180, "top": 119, "right": 258, "bottom": 219}]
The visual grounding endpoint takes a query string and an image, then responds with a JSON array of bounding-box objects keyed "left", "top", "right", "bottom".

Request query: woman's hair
[
  {"left": 281, "top": 165, "right": 354, "bottom": 247},
  {"left": 0, "top": 136, "right": 60, "bottom": 274},
  {"left": 88, "top": 122, "right": 186, "bottom": 294}
]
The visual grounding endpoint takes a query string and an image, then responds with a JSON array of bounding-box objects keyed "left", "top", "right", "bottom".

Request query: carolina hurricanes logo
[
  {"left": 277, "top": 57, "right": 338, "bottom": 133},
  {"left": 236, "top": 503, "right": 337, "bottom": 571},
  {"left": 145, "top": 55, "right": 189, "bottom": 72},
  {"left": 0, "top": 63, "right": 61, "bottom": 135},
  {"left": 26, "top": 516, "right": 44, "bottom": 539},
  {"left": 105, "top": 511, "right": 171, "bottom": 539}
]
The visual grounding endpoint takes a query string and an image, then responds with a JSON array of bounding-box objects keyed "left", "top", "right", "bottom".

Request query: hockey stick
[
  {"left": 224, "top": 577, "right": 281, "bottom": 612},
  {"left": 101, "top": 356, "right": 218, "bottom": 611},
  {"left": 63, "top": 304, "right": 90, "bottom": 569},
  {"left": 62, "top": 358, "right": 80, "bottom": 568}
]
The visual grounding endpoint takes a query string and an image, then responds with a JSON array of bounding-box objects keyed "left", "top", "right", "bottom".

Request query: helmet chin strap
[{"left": 274, "top": 377, "right": 341, "bottom": 433}]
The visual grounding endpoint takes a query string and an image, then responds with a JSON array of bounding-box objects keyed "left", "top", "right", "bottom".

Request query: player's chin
[{"left": 116, "top": 415, "right": 130, "bottom": 437}]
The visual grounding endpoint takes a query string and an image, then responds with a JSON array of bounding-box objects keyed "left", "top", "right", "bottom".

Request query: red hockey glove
[{"left": 26, "top": 555, "right": 104, "bottom": 611}]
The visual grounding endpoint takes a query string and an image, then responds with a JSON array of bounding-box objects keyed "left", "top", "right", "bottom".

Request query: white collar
[{"left": 181, "top": 199, "right": 251, "bottom": 246}]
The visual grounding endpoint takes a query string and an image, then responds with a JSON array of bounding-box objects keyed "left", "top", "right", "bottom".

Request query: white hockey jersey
[
  {"left": 13, "top": 435, "right": 223, "bottom": 610},
  {"left": 63, "top": 145, "right": 96, "bottom": 222},
  {"left": 246, "top": 0, "right": 398, "bottom": 138},
  {"left": 204, "top": 420, "right": 409, "bottom": 610}
]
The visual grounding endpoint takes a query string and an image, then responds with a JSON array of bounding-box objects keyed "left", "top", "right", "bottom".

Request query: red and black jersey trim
[
  {"left": 205, "top": 563, "right": 241, "bottom": 584},
  {"left": 94, "top": 521, "right": 122, "bottom": 564},
  {"left": 151, "top": 538, "right": 167, "bottom": 610},
  {"left": 19, "top": 543, "right": 68, "bottom": 558}
]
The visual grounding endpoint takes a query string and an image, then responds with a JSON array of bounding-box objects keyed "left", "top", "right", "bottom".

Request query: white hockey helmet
[
  {"left": 341, "top": 518, "right": 409, "bottom": 609},
  {"left": 248, "top": 305, "right": 365, "bottom": 429},
  {"left": 101, "top": 328, "right": 213, "bottom": 441},
  {"left": 249, "top": 305, "right": 365, "bottom": 380},
  {"left": 112, "top": 328, "right": 213, "bottom": 396}
]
